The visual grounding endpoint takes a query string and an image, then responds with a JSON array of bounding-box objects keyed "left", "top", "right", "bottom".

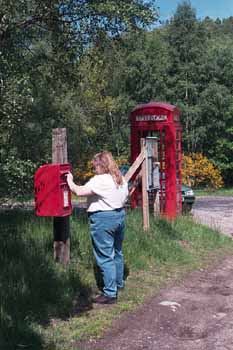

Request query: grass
[
  {"left": 1, "top": 208, "right": 233, "bottom": 350},
  {"left": 195, "top": 187, "right": 233, "bottom": 196}
]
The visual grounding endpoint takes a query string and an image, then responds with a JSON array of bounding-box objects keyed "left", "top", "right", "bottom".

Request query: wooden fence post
[
  {"left": 124, "top": 139, "right": 149, "bottom": 230},
  {"left": 52, "top": 128, "right": 70, "bottom": 265}
]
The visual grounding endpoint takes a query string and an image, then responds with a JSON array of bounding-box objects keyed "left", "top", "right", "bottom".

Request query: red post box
[
  {"left": 130, "top": 102, "right": 182, "bottom": 220},
  {"left": 34, "top": 163, "right": 72, "bottom": 217}
]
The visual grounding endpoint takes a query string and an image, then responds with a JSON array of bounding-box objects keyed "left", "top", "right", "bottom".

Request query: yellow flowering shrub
[
  {"left": 182, "top": 153, "right": 223, "bottom": 189},
  {"left": 73, "top": 161, "right": 94, "bottom": 184}
]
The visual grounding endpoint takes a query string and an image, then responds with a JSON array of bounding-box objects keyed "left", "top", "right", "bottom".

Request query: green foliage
[
  {"left": 0, "top": 156, "right": 36, "bottom": 198},
  {"left": 164, "top": 2, "right": 233, "bottom": 182},
  {"left": 166, "top": 1, "right": 208, "bottom": 152},
  {"left": 122, "top": 30, "right": 170, "bottom": 102},
  {"left": 2, "top": 0, "right": 233, "bottom": 196},
  {"left": 0, "top": 0, "right": 157, "bottom": 198}
]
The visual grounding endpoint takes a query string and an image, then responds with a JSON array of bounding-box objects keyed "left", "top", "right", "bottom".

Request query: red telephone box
[
  {"left": 130, "top": 102, "right": 182, "bottom": 219},
  {"left": 34, "top": 163, "right": 72, "bottom": 217}
]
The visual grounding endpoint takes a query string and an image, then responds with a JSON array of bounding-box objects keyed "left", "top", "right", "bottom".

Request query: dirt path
[
  {"left": 78, "top": 197, "right": 233, "bottom": 350},
  {"left": 81, "top": 256, "right": 233, "bottom": 350}
]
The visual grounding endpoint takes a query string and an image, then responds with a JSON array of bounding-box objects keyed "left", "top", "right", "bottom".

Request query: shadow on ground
[{"left": 0, "top": 210, "right": 92, "bottom": 350}]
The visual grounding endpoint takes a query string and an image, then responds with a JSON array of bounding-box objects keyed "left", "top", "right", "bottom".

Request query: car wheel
[{"left": 182, "top": 203, "right": 193, "bottom": 214}]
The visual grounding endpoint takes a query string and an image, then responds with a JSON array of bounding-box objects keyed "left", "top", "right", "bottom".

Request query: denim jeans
[{"left": 88, "top": 208, "right": 126, "bottom": 298}]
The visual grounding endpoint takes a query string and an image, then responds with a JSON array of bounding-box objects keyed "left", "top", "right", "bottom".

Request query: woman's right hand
[{"left": 66, "top": 172, "right": 74, "bottom": 186}]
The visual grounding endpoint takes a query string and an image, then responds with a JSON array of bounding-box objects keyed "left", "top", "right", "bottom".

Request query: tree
[
  {"left": 0, "top": 1, "right": 157, "bottom": 54},
  {"left": 0, "top": 0, "right": 158, "bottom": 197},
  {"left": 166, "top": 1, "right": 208, "bottom": 152},
  {"left": 122, "top": 29, "right": 170, "bottom": 103}
]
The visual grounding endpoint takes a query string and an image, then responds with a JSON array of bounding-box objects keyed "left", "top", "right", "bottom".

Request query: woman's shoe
[{"left": 93, "top": 295, "right": 117, "bottom": 304}]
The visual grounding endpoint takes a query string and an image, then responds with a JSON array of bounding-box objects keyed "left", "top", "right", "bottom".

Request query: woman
[{"left": 66, "top": 151, "right": 128, "bottom": 304}]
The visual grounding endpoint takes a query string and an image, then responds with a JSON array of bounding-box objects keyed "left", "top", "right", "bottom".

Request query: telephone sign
[{"left": 136, "top": 115, "right": 167, "bottom": 122}]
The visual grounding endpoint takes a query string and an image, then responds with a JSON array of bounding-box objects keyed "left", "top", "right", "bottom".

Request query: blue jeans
[{"left": 88, "top": 208, "right": 126, "bottom": 298}]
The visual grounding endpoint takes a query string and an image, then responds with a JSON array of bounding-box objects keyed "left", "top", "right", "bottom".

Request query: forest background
[{"left": 1, "top": 0, "right": 233, "bottom": 198}]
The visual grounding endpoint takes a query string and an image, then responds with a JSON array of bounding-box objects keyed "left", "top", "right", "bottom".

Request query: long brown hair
[{"left": 92, "top": 151, "right": 123, "bottom": 186}]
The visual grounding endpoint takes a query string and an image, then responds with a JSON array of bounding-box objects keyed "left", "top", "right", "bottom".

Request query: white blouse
[{"left": 85, "top": 174, "right": 128, "bottom": 212}]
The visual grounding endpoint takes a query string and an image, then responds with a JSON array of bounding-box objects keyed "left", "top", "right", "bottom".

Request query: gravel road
[{"left": 192, "top": 196, "right": 233, "bottom": 237}]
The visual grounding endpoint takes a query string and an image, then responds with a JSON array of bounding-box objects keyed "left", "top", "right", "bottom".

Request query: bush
[
  {"left": 182, "top": 153, "right": 223, "bottom": 189},
  {"left": 0, "top": 156, "right": 37, "bottom": 198}
]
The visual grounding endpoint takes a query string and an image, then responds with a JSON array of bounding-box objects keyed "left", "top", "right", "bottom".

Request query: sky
[{"left": 156, "top": 0, "right": 233, "bottom": 23}]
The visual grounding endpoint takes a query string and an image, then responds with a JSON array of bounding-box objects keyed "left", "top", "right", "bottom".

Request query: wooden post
[
  {"left": 125, "top": 150, "right": 145, "bottom": 183},
  {"left": 141, "top": 139, "right": 150, "bottom": 231},
  {"left": 154, "top": 190, "right": 160, "bottom": 217},
  {"left": 123, "top": 140, "right": 149, "bottom": 230},
  {"left": 52, "top": 128, "right": 70, "bottom": 265}
]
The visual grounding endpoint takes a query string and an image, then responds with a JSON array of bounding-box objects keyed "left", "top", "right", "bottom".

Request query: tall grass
[
  {"left": 1, "top": 208, "right": 232, "bottom": 349},
  {"left": 0, "top": 210, "right": 92, "bottom": 350},
  {"left": 195, "top": 187, "right": 233, "bottom": 196},
  {"left": 125, "top": 210, "right": 192, "bottom": 269}
]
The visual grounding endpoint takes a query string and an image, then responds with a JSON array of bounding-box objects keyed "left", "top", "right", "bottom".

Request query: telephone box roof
[{"left": 132, "top": 102, "right": 180, "bottom": 114}]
